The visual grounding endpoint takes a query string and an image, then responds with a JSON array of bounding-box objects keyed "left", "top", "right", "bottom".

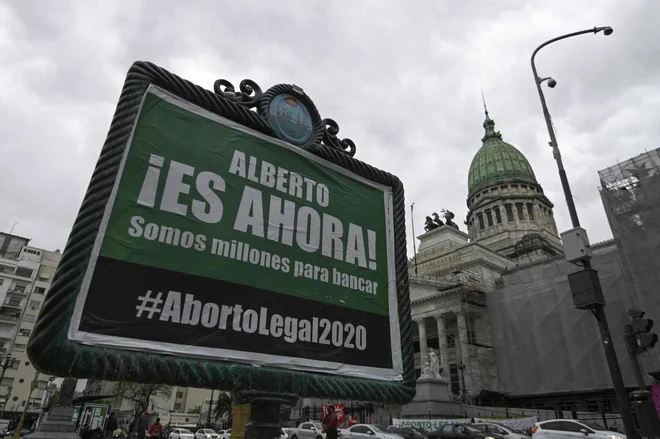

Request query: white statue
[
  {"left": 429, "top": 349, "right": 441, "bottom": 379},
  {"left": 420, "top": 350, "right": 443, "bottom": 380},
  {"left": 420, "top": 357, "right": 432, "bottom": 378}
]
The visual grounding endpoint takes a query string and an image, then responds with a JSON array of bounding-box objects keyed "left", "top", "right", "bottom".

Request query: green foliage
[
  {"left": 115, "top": 382, "right": 173, "bottom": 417},
  {"left": 46, "top": 389, "right": 60, "bottom": 408},
  {"left": 213, "top": 393, "right": 233, "bottom": 421}
]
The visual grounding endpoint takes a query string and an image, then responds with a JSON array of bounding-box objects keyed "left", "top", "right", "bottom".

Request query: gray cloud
[{"left": 0, "top": 0, "right": 657, "bottom": 256}]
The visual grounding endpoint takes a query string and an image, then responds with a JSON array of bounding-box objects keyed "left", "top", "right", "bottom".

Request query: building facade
[
  {"left": 0, "top": 233, "right": 61, "bottom": 421},
  {"left": 408, "top": 110, "right": 563, "bottom": 403},
  {"left": 408, "top": 118, "right": 660, "bottom": 414}
]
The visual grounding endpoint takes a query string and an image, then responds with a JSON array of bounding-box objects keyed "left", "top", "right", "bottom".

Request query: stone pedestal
[
  {"left": 400, "top": 377, "right": 459, "bottom": 418},
  {"left": 26, "top": 378, "right": 79, "bottom": 439},
  {"left": 417, "top": 225, "right": 470, "bottom": 253},
  {"left": 25, "top": 406, "right": 79, "bottom": 439},
  {"left": 414, "top": 377, "right": 450, "bottom": 402}
]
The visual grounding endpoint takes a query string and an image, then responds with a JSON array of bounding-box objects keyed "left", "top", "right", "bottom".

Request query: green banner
[
  {"left": 102, "top": 90, "right": 391, "bottom": 316},
  {"left": 70, "top": 86, "right": 400, "bottom": 379}
]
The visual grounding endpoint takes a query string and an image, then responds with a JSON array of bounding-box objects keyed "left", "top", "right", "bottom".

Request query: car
[
  {"left": 281, "top": 429, "right": 289, "bottom": 439},
  {"left": 428, "top": 423, "right": 504, "bottom": 439},
  {"left": 220, "top": 429, "right": 231, "bottom": 439},
  {"left": 340, "top": 424, "right": 404, "bottom": 439},
  {"left": 391, "top": 427, "right": 427, "bottom": 439},
  {"left": 531, "top": 420, "right": 625, "bottom": 439},
  {"left": 470, "top": 423, "right": 530, "bottom": 439},
  {"left": 289, "top": 422, "right": 325, "bottom": 439},
  {"left": 170, "top": 428, "right": 195, "bottom": 439},
  {"left": 195, "top": 429, "right": 219, "bottom": 439}
]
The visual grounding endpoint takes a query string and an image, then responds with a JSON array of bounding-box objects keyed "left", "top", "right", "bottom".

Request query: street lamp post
[
  {"left": 530, "top": 26, "right": 639, "bottom": 439},
  {"left": 13, "top": 370, "right": 39, "bottom": 438},
  {"left": 0, "top": 385, "right": 12, "bottom": 418}
]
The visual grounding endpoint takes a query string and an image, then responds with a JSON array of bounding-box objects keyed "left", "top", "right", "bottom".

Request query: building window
[
  {"left": 33, "top": 287, "right": 46, "bottom": 295},
  {"left": 176, "top": 391, "right": 184, "bottom": 399},
  {"left": 494, "top": 207, "right": 502, "bottom": 224},
  {"left": 505, "top": 205, "right": 514, "bottom": 222},
  {"left": 0, "top": 239, "right": 9, "bottom": 257},
  {"left": 174, "top": 403, "right": 182, "bottom": 411},
  {"left": 486, "top": 211, "right": 493, "bottom": 227},
  {"left": 19, "top": 329, "right": 31, "bottom": 337},
  {"left": 527, "top": 204, "right": 535, "bottom": 221},
  {"left": 12, "top": 344, "right": 25, "bottom": 352},
  {"left": 0, "top": 279, "right": 3, "bottom": 286},
  {"left": 5, "top": 299, "right": 21, "bottom": 308},
  {"left": 516, "top": 204, "right": 525, "bottom": 220},
  {"left": 13, "top": 285, "right": 26, "bottom": 293},
  {"left": 14, "top": 268, "right": 33, "bottom": 278},
  {"left": 467, "top": 328, "right": 476, "bottom": 344},
  {"left": 28, "top": 300, "right": 41, "bottom": 310},
  {"left": 0, "top": 378, "right": 13, "bottom": 386},
  {"left": 449, "top": 364, "right": 460, "bottom": 395},
  {"left": 477, "top": 214, "right": 485, "bottom": 230},
  {"left": 23, "top": 315, "right": 36, "bottom": 323},
  {"left": 447, "top": 334, "right": 455, "bottom": 348}
]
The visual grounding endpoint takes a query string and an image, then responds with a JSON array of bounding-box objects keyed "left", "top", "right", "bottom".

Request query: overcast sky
[{"left": 1, "top": 0, "right": 658, "bottom": 257}]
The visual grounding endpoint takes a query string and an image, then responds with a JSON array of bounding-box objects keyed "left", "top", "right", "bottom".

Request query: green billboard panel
[{"left": 27, "top": 62, "right": 415, "bottom": 403}]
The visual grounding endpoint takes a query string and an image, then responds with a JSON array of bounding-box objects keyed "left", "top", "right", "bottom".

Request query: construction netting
[{"left": 487, "top": 147, "right": 660, "bottom": 400}]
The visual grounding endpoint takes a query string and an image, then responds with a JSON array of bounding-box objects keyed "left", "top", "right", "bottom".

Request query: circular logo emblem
[{"left": 268, "top": 94, "right": 314, "bottom": 145}]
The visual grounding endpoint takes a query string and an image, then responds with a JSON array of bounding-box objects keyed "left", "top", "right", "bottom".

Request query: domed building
[
  {"left": 394, "top": 108, "right": 568, "bottom": 412},
  {"left": 465, "top": 110, "right": 563, "bottom": 264}
]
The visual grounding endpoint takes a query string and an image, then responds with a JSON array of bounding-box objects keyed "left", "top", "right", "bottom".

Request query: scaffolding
[
  {"left": 598, "top": 147, "right": 660, "bottom": 371},
  {"left": 426, "top": 250, "right": 500, "bottom": 404}
]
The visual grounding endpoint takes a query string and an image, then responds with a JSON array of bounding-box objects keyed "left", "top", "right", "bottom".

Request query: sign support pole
[{"left": 237, "top": 392, "right": 298, "bottom": 439}]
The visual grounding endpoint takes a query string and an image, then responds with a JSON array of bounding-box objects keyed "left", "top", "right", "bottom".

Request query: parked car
[
  {"left": 281, "top": 429, "right": 289, "bottom": 439},
  {"left": 391, "top": 427, "right": 427, "bottom": 439},
  {"left": 470, "top": 423, "right": 530, "bottom": 439},
  {"left": 288, "top": 422, "right": 325, "bottom": 439},
  {"left": 170, "top": 428, "right": 195, "bottom": 439},
  {"left": 531, "top": 420, "right": 625, "bottom": 439},
  {"left": 428, "top": 424, "right": 504, "bottom": 439},
  {"left": 340, "top": 424, "right": 404, "bottom": 439},
  {"left": 195, "top": 429, "right": 219, "bottom": 439},
  {"left": 2, "top": 429, "right": 32, "bottom": 439},
  {"left": 220, "top": 429, "right": 232, "bottom": 439}
]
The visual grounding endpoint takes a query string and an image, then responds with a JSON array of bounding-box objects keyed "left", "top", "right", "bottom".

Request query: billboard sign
[
  {"left": 27, "top": 62, "right": 414, "bottom": 403},
  {"left": 321, "top": 404, "right": 346, "bottom": 424}
]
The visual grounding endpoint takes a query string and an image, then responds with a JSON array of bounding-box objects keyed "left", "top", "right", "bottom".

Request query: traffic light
[
  {"left": 631, "top": 318, "right": 654, "bottom": 334},
  {"left": 630, "top": 314, "right": 658, "bottom": 352}
]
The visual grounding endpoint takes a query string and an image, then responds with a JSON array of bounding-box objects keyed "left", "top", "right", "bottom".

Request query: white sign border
[{"left": 68, "top": 85, "right": 404, "bottom": 382}]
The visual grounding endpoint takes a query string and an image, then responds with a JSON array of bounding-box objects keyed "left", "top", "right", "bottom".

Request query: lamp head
[{"left": 596, "top": 26, "right": 614, "bottom": 36}]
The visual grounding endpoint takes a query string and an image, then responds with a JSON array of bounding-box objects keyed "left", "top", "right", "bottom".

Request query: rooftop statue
[{"left": 442, "top": 209, "right": 459, "bottom": 230}]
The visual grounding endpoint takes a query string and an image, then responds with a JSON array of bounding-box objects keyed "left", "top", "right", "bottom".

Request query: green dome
[{"left": 467, "top": 113, "right": 537, "bottom": 199}]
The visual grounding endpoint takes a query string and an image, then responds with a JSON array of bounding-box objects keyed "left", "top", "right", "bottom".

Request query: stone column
[
  {"left": 456, "top": 312, "right": 471, "bottom": 395},
  {"left": 434, "top": 315, "right": 450, "bottom": 379},
  {"left": 416, "top": 318, "right": 428, "bottom": 368}
]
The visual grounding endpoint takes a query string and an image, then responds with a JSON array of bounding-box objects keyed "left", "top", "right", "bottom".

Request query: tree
[
  {"left": 213, "top": 392, "right": 233, "bottom": 421},
  {"left": 45, "top": 389, "right": 60, "bottom": 409},
  {"left": 115, "top": 382, "right": 173, "bottom": 424}
]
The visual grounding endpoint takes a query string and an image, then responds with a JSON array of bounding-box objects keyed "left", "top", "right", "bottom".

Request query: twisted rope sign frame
[{"left": 27, "top": 61, "right": 415, "bottom": 404}]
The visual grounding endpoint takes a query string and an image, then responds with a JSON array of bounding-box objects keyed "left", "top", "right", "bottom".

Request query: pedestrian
[
  {"left": 149, "top": 418, "right": 163, "bottom": 439},
  {"left": 106, "top": 412, "right": 119, "bottom": 438},
  {"left": 81, "top": 424, "right": 95, "bottom": 439},
  {"left": 137, "top": 411, "right": 149, "bottom": 439},
  {"left": 322, "top": 405, "right": 338, "bottom": 439}
]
